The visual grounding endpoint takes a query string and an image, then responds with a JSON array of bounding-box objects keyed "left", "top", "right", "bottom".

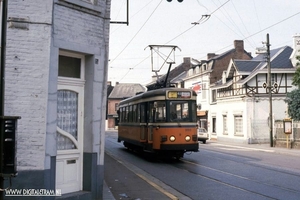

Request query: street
[{"left": 104, "top": 131, "right": 300, "bottom": 200}]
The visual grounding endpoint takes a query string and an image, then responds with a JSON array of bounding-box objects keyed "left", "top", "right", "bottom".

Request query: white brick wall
[
  {"left": 5, "top": 0, "right": 111, "bottom": 172},
  {"left": 6, "top": 0, "right": 53, "bottom": 170}
]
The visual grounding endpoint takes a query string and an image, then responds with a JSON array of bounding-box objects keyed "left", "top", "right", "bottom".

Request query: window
[
  {"left": 211, "top": 90, "right": 217, "bottom": 103},
  {"left": 132, "top": 105, "right": 137, "bottom": 122},
  {"left": 234, "top": 115, "right": 243, "bottom": 136},
  {"left": 59, "top": 55, "right": 81, "bottom": 78},
  {"left": 128, "top": 105, "right": 133, "bottom": 122},
  {"left": 212, "top": 117, "right": 216, "bottom": 134},
  {"left": 115, "top": 103, "right": 118, "bottom": 111},
  {"left": 141, "top": 104, "right": 146, "bottom": 123},
  {"left": 169, "top": 101, "right": 195, "bottom": 122},
  {"left": 202, "top": 83, "right": 207, "bottom": 100},
  {"left": 223, "top": 115, "right": 228, "bottom": 135},
  {"left": 155, "top": 102, "right": 166, "bottom": 122}
]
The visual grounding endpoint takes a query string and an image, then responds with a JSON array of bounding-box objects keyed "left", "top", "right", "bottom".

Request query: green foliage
[
  {"left": 292, "top": 56, "right": 300, "bottom": 87},
  {"left": 286, "top": 89, "right": 300, "bottom": 120},
  {"left": 292, "top": 64, "right": 300, "bottom": 88}
]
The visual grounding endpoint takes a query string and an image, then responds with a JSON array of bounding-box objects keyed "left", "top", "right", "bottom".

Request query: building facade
[
  {"left": 107, "top": 83, "right": 146, "bottom": 129},
  {"left": 2, "top": 0, "right": 111, "bottom": 199},
  {"left": 211, "top": 45, "right": 296, "bottom": 143},
  {"left": 183, "top": 40, "right": 252, "bottom": 137}
]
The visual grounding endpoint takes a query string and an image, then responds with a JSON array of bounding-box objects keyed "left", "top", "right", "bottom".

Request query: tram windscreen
[{"left": 169, "top": 101, "right": 196, "bottom": 122}]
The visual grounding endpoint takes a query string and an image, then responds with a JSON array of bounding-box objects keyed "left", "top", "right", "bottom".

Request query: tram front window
[{"left": 169, "top": 101, "right": 192, "bottom": 122}]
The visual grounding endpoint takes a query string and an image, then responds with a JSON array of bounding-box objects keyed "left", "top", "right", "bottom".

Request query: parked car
[{"left": 198, "top": 128, "right": 208, "bottom": 144}]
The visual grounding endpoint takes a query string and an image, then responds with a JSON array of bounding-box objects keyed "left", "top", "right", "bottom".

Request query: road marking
[{"left": 210, "top": 143, "right": 275, "bottom": 153}]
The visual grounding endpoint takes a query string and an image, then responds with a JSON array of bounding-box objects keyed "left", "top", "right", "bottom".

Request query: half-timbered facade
[{"left": 210, "top": 45, "right": 296, "bottom": 143}]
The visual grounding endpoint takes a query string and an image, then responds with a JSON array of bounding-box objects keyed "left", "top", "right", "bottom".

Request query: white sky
[{"left": 108, "top": 0, "right": 300, "bottom": 85}]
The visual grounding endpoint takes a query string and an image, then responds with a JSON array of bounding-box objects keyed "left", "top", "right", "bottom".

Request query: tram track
[
  {"left": 106, "top": 133, "right": 300, "bottom": 199},
  {"left": 176, "top": 155, "right": 300, "bottom": 200}
]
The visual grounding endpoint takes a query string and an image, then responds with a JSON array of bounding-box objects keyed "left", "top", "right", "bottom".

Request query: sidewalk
[{"left": 208, "top": 140, "right": 300, "bottom": 157}]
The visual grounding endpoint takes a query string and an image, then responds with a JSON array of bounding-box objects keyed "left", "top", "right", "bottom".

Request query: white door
[
  {"left": 56, "top": 84, "right": 84, "bottom": 194},
  {"left": 56, "top": 51, "right": 85, "bottom": 194}
]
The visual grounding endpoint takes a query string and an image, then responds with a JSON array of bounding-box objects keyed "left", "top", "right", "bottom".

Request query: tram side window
[
  {"left": 133, "top": 104, "right": 137, "bottom": 122},
  {"left": 155, "top": 101, "right": 166, "bottom": 122},
  {"left": 128, "top": 105, "right": 133, "bottom": 122},
  {"left": 140, "top": 104, "right": 146, "bottom": 123},
  {"left": 125, "top": 106, "right": 128, "bottom": 122},
  {"left": 148, "top": 102, "right": 154, "bottom": 123},
  {"left": 137, "top": 104, "right": 140, "bottom": 122}
]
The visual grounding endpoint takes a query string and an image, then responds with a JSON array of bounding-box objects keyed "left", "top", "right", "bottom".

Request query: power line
[
  {"left": 166, "top": 0, "right": 230, "bottom": 44},
  {"left": 110, "top": 0, "right": 163, "bottom": 64}
]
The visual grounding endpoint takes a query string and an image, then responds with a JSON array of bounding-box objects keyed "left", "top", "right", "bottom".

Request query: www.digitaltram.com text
[{"left": 5, "top": 189, "right": 61, "bottom": 196}]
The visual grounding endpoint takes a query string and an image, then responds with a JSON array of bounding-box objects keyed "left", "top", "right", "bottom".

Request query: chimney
[
  {"left": 222, "top": 71, "right": 227, "bottom": 84},
  {"left": 183, "top": 57, "right": 192, "bottom": 70},
  {"left": 290, "top": 34, "right": 300, "bottom": 67},
  {"left": 207, "top": 53, "right": 217, "bottom": 59},
  {"left": 234, "top": 40, "right": 244, "bottom": 53}
]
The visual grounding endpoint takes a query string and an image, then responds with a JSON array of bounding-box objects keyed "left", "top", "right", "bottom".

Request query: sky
[{"left": 108, "top": 0, "right": 300, "bottom": 86}]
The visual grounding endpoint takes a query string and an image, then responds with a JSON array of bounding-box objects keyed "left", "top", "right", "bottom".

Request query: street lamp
[{"left": 256, "top": 33, "right": 273, "bottom": 147}]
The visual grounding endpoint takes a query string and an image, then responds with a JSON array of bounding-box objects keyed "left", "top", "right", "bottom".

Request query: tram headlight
[
  {"left": 185, "top": 135, "right": 191, "bottom": 141},
  {"left": 170, "top": 136, "right": 176, "bottom": 142}
]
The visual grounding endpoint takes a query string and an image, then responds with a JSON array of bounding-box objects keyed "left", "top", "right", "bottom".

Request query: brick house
[
  {"left": 1, "top": 0, "right": 111, "bottom": 199},
  {"left": 107, "top": 83, "right": 146, "bottom": 129}
]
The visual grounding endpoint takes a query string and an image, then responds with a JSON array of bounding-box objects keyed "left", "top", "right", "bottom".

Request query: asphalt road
[{"left": 105, "top": 131, "right": 300, "bottom": 200}]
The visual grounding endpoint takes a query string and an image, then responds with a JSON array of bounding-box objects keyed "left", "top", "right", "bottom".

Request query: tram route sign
[{"left": 168, "top": 91, "right": 191, "bottom": 99}]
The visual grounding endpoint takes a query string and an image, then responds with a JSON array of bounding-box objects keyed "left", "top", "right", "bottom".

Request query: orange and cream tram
[{"left": 117, "top": 87, "right": 198, "bottom": 159}]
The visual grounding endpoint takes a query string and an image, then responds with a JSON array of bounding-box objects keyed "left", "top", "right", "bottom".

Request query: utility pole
[
  {"left": 0, "top": 0, "right": 8, "bottom": 198},
  {"left": 266, "top": 33, "right": 273, "bottom": 147}
]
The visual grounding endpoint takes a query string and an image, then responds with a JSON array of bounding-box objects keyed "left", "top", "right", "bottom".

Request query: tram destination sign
[{"left": 168, "top": 91, "right": 191, "bottom": 99}]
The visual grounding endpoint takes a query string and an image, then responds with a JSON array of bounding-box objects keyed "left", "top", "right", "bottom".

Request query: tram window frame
[
  {"left": 148, "top": 102, "right": 154, "bottom": 123},
  {"left": 140, "top": 103, "right": 146, "bottom": 123},
  {"left": 119, "top": 107, "right": 122, "bottom": 122},
  {"left": 125, "top": 106, "right": 128, "bottom": 122},
  {"left": 133, "top": 104, "right": 137, "bottom": 122},
  {"left": 128, "top": 105, "right": 133, "bottom": 122},
  {"left": 154, "top": 101, "right": 166, "bottom": 122},
  {"left": 168, "top": 100, "right": 193, "bottom": 122}
]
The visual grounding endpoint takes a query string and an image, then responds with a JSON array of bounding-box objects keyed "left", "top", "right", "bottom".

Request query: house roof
[
  {"left": 234, "top": 60, "right": 261, "bottom": 73},
  {"left": 215, "top": 46, "right": 295, "bottom": 89},
  {"left": 108, "top": 83, "right": 146, "bottom": 99}
]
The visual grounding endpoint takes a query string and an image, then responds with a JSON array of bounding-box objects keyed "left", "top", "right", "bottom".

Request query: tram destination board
[{"left": 167, "top": 91, "right": 191, "bottom": 99}]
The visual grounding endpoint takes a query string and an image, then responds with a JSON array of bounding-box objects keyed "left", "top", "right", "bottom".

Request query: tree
[
  {"left": 292, "top": 56, "right": 300, "bottom": 88},
  {"left": 286, "top": 55, "right": 300, "bottom": 120},
  {"left": 286, "top": 89, "right": 300, "bottom": 120}
]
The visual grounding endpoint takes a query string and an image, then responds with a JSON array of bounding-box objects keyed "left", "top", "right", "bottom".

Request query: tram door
[
  {"left": 140, "top": 104, "right": 148, "bottom": 143},
  {"left": 147, "top": 102, "right": 154, "bottom": 145}
]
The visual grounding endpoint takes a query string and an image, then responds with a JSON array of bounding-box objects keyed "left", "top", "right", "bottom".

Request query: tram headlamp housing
[
  {"left": 161, "top": 135, "right": 167, "bottom": 142},
  {"left": 185, "top": 135, "right": 191, "bottom": 141},
  {"left": 169, "top": 136, "right": 176, "bottom": 142}
]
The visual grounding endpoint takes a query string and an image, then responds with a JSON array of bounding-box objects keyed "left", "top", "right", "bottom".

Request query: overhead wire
[
  {"left": 110, "top": 0, "right": 163, "bottom": 65},
  {"left": 198, "top": 9, "right": 300, "bottom": 59},
  {"left": 119, "top": 0, "right": 230, "bottom": 83},
  {"left": 166, "top": 0, "right": 230, "bottom": 45}
]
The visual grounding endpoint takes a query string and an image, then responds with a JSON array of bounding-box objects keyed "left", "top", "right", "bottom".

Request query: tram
[{"left": 117, "top": 87, "right": 198, "bottom": 159}]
